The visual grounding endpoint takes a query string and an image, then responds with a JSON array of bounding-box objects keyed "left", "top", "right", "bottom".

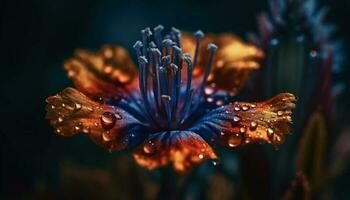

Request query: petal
[
  {"left": 190, "top": 93, "right": 296, "bottom": 147},
  {"left": 64, "top": 45, "right": 138, "bottom": 100},
  {"left": 45, "top": 87, "right": 143, "bottom": 151},
  {"left": 132, "top": 131, "right": 217, "bottom": 173},
  {"left": 195, "top": 33, "right": 264, "bottom": 96}
]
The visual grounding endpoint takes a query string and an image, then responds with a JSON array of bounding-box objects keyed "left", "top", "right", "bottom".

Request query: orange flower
[{"left": 46, "top": 26, "right": 295, "bottom": 173}]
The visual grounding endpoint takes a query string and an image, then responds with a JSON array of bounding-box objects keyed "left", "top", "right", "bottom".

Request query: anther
[
  {"left": 133, "top": 41, "right": 143, "bottom": 57},
  {"left": 154, "top": 25, "right": 164, "bottom": 48},
  {"left": 193, "top": 30, "right": 204, "bottom": 68}
]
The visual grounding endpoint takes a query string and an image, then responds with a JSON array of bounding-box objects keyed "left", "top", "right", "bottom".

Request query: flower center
[{"left": 133, "top": 26, "right": 217, "bottom": 130}]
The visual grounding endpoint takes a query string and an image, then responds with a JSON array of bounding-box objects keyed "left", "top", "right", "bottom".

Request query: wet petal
[
  {"left": 194, "top": 33, "right": 264, "bottom": 96},
  {"left": 45, "top": 87, "right": 143, "bottom": 151},
  {"left": 64, "top": 45, "right": 138, "bottom": 100},
  {"left": 191, "top": 93, "right": 296, "bottom": 147},
  {"left": 132, "top": 131, "right": 217, "bottom": 173}
]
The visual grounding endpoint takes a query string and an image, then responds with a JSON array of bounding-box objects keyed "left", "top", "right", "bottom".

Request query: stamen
[
  {"left": 193, "top": 30, "right": 204, "bottom": 68},
  {"left": 193, "top": 44, "right": 218, "bottom": 111},
  {"left": 162, "top": 39, "right": 173, "bottom": 56},
  {"left": 150, "top": 48, "right": 162, "bottom": 110},
  {"left": 170, "top": 27, "right": 181, "bottom": 46},
  {"left": 169, "top": 64, "right": 179, "bottom": 120},
  {"left": 133, "top": 41, "right": 143, "bottom": 57},
  {"left": 159, "top": 67, "right": 172, "bottom": 122},
  {"left": 179, "top": 53, "right": 193, "bottom": 122},
  {"left": 141, "top": 28, "right": 152, "bottom": 57},
  {"left": 153, "top": 25, "right": 164, "bottom": 49},
  {"left": 138, "top": 56, "right": 153, "bottom": 120},
  {"left": 172, "top": 45, "right": 182, "bottom": 67}
]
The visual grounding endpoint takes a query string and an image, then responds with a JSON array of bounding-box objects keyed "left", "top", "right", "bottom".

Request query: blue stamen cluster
[{"left": 132, "top": 25, "right": 217, "bottom": 130}]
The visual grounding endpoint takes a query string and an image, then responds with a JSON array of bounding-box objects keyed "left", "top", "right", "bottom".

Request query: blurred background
[{"left": 1, "top": 0, "right": 350, "bottom": 199}]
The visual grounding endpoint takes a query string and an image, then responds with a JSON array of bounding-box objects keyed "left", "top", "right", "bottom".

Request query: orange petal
[
  {"left": 45, "top": 87, "right": 141, "bottom": 151},
  {"left": 192, "top": 93, "right": 296, "bottom": 147},
  {"left": 194, "top": 33, "right": 264, "bottom": 95},
  {"left": 221, "top": 93, "right": 296, "bottom": 146},
  {"left": 132, "top": 131, "right": 217, "bottom": 173},
  {"left": 64, "top": 45, "right": 138, "bottom": 100}
]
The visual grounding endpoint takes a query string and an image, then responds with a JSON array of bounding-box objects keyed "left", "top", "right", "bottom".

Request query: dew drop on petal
[
  {"left": 206, "top": 97, "right": 214, "bottom": 103},
  {"left": 228, "top": 134, "right": 242, "bottom": 147},
  {"left": 100, "top": 112, "right": 116, "bottom": 130},
  {"left": 74, "top": 124, "right": 83, "bottom": 131},
  {"left": 51, "top": 105, "right": 56, "bottom": 109},
  {"left": 212, "top": 159, "right": 220, "bottom": 166},
  {"left": 220, "top": 132, "right": 225, "bottom": 136},
  {"left": 198, "top": 154, "right": 204, "bottom": 159},
  {"left": 58, "top": 117, "right": 63, "bottom": 123},
  {"left": 242, "top": 105, "right": 249, "bottom": 111},
  {"left": 249, "top": 121, "right": 258, "bottom": 131},
  {"left": 102, "top": 131, "right": 112, "bottom": 142},
  {"left": 75, "top": 103, "right": 82, "bottom": 111},
  {"left": 267, "top": 127, "right": 274, "bottom": 138},
  {"left": 204, "top": 86, "right": 214, "bottom": 95},
  {"left": 240, "top": 127, "right": 246, "bottom": 134},
  {"left": 115, "top": 113, "right": 122, "bottom": 120},
  {"left": 143, "top": 141, "right": 156, "bottom": 154},
  {"left": 233, "top": 116, "right": 241, "bottom": 122},
  {"left": 216, "top": 100, "right": 224, "bottom": 106},
  {"left": 56, "top": 128, "right": 62, "bottom": 134},
  {"left": 234, "top": 106, "right": 240, "bottom": 111},
  {"left": 277, "top": 110, "right": 284, "bottom": 116}
]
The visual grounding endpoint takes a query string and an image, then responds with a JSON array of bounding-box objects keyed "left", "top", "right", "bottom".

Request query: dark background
[{"left": 1, "top": 0, "right": 349, "bottom": 199}]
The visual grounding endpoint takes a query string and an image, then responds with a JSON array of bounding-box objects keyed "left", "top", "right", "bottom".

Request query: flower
[{"left": 45, "top": 26, "right": 296, "bottom": 173}]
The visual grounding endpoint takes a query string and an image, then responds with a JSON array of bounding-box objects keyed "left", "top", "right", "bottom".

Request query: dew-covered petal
[
  {"left": 45, "top": 87, "right": 144, "bottom": 151},
  {"left": 64, "top": 45, "right": 138, "bottom": 100},
  {"left": 190, "top": 93, "right": 296, "bottom": 147},
  {"left": 193, "top": 33, "right": 264, "bottom": 96},
  {"left": 132, "top": 131, "right": 217, "bottom": 173}
]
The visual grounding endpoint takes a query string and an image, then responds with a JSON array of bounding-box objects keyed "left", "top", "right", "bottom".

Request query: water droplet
[
  {"left": 220, "top": 132, "right": 225, "bottom": 136},
  {"left": 277, "top": 110, "right": 284, "bottom": 116},
  {"left": 233, "top": 116, "right": 241, "bottom": 122},
  {"left": 87, "top": 107, "right": 94, "bottom": 112},
  {"left": 100, "top": 112, "right": 116, "bottom": 130},
  {"left": 75, "top": 103, "right": 82, "bottom": 111},
  {"left": 206, "top": 97, "right": 214, "bottom": 103},
  {"left": 102, "top": 131, "right": 112, "bottom": 141},
  {"left": 198, "top": 154, "right": 204, "bottom": 159},
  {"left": 56, "top": 128, "right": 62, "bottom": 134},
  {"left": 51, "top": 105, "right": 56, "bottom": 109},
  {"left": 250, "top": 121, "right": 258, "bottom": 131},
  {"left": 215, "top": 100, "right": 224, "bottom": 106},
  {"left": 61, "top": 103, "right": 66, "bottom": 108},
  {"left": 267, "top": 127, "right": 274, "bottom": 138},
  {"left": 204, "top": 86, "right": 214, "bottom": 95},
  {"left": 74, "top": 124, "right": 82, "bottom": 131},
  {"left": 58, "top": 117, "right": 63, "bottom": 123},
  {"left": 251, "top": 104, "right": 256, "bottom": 108},
  {"left": 242, "top": 106, "right": 249, "bottom": 111},
  {"left": 143, "top": 141, "right": 156, "bottom": 154},
  {"left": 240, "top": 127, "right": 246, "bottom": 134},
  {"left": 228, "top": 134, "right": 242, "bottom": 147},
  {"left": 82, "top": 127, "right": 90, "bottom": 134},
  {"left": 115, "top": 113, "right": 122, "bottom": 120},
  {"left": 212, "top": 159, "right": 220, "bottom": 166},
  {"left": 234, "top": 106, "right": 240, "bottom": 111}
]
